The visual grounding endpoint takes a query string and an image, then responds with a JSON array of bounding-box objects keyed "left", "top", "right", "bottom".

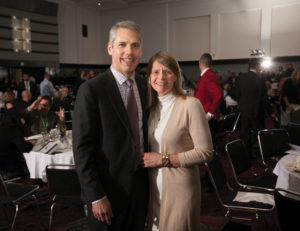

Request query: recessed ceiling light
[{"left": 97, "top": 2, "right": 101, "bottom": 6}]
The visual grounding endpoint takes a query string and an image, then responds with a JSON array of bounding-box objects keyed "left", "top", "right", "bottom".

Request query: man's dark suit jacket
[
  {"left": 72, "top": 69, "right": 149, "bottom": 218},
  {"left": 236, "top": 71, "right": 268, "bottom": 118},
  {"left": 17, "top": 81, "right": 37, "bottom": 100}
]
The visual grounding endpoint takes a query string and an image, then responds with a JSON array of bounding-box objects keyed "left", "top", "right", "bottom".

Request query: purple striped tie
[{"left": 126, "top": 78, "right": 141, "bottom": 168}]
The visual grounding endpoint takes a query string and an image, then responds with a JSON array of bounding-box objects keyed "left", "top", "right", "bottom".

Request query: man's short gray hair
[{"left": 109, "top": 20, "right": 142, "bottom": 46}]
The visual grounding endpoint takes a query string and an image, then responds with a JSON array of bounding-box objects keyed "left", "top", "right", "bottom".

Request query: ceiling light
[
  {"left": 97, "top": 2, "right": 101, "bottom": 6},
  {"left": 261, "top": 57, "right": 272, "bottom": 69}
]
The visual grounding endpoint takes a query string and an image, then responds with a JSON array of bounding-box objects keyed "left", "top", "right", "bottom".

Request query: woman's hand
[{"left": 142, "top": 152, "right": 162, "bottom": 168}]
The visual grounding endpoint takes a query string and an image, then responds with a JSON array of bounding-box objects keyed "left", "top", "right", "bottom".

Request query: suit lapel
[{"left": 103, "top": 70, "right": 131, "bottom": 131}]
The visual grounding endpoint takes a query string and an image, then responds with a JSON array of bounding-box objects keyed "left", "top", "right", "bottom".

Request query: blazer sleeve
[
  {"left": 178, "top": 98, "right": 213, "bottom": 167},
  {"left": 206, "top": 73, "right": 223, "bottom": 115},
  {"left": 72, "top": 82, "right": 106, "bottom": 204}
]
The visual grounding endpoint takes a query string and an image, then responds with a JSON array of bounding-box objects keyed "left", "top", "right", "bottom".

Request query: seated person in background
[
  {"left": 2, "top": 89, "right": 18, "bottom": 111},
  {"left": 16, "top": 90, "right": 33, "bottom": 114},
  {"left": 220, "top": 81, "right": 238, "bottom": 115},
  {"left": 0, "top": 110, "right": 35, "bottom": 180},
  {"left": 22, "top": 96, "right": 64, "bottom": 136},
  {"left": 52, "top": 86, "right": 72, "bottom": 111}
]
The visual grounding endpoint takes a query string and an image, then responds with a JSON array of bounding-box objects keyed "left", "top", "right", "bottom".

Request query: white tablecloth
[
  {"left": 24, "top": 131, "right": 74, "bottom": 181},
  {"left": 273, "top": 154, "right": 300, "bottom": 200},
  {"left": 23, "top": 150, "right": 74, "bottom": 180}
]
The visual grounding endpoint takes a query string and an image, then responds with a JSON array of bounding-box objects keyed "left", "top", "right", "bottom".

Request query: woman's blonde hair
[
  {"left": 2, "top": 90, "right": 15, "bottom": 103},
  {"left": 147, "top": 51, "right": 186, "bottom": 110}
]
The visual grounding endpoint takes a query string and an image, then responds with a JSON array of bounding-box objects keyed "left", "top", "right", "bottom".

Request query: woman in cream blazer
[{"left": 143, "top": 51, "right": 213, "bottom": 231}]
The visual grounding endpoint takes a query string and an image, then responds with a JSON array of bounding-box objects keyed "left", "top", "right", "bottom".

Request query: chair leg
[
  {"left": 49, "top": 202, "right": 56, "bottom": 231},
  {"left": 32, "top": 194, "right": 44, "bottom": 230},
  {"left": 10, "top": 204, "right": 19, "bottom": 231}
]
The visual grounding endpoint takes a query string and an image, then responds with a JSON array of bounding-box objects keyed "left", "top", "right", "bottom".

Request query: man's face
[
  {"left": 23, "top": 74, "right": 29, "bottom": 81},
  {"left": 22, "top": 91, "right": 32, "bottom": 102},
  {"left": 38, "top": 99, "right": 51, "bottom": 115},
  {"left": 107, "top": 28, "right": 141, "bottom": 77},
  {"left": 61, "top": 87, "right": 68, "bottom": 97}
]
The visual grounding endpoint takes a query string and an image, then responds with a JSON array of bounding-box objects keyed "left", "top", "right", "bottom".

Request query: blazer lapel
[{"left": 104, "top": 70, "right": 131, "bottom": 131}]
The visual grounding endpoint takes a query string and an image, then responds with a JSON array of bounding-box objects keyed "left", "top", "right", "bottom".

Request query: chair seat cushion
[{"left": 3, "top": 182, "right": 39, "bottom": 202}]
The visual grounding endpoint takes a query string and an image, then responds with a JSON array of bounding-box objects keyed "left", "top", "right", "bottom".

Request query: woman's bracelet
[{"left": 162, "top": 153, "right": 171, "bottom": 167}]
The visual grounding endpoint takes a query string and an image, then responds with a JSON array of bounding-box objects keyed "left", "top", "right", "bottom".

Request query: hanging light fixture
[{"left": 11, "top": 16, "right": 31, "bottom": 53}]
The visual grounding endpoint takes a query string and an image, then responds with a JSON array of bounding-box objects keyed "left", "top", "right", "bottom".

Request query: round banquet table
[{"left": 273, "top": 154, "right": 300, "bottom": 201}]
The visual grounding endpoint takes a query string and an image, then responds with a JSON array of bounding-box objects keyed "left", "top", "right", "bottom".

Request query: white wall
[
  {"left": 58, "top": 2, "right": 102, "bottom": 64},
  {"left": 57, "top": 0, "right": 300, "bottom": 64},
  {"left": 97, "top": 3, "right": 168, "bottom": 64}
]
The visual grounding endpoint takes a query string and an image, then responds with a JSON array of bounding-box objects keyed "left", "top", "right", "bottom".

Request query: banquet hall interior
[{"left": 1, "top": 0, "right": 300, "bottom": 230}]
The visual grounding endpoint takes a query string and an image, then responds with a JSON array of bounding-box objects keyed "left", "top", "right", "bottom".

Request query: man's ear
[{"left": 107, "top": 42, "right": 112, "bottom": 55}]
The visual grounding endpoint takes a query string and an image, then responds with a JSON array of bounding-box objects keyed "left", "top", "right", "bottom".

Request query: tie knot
[
  {"left": 126, "top": 78, "right": 133, "bottom": 87},
  {"left": 126, "top": 78, "right": 133, "bottom": 89}
]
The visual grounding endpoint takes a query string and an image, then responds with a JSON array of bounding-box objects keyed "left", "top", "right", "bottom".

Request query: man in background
[
  {"left": 236, "top": 58, "right": 271, "bottom": 158},
  {"left": 17, "top": 73, "right": 37, "bottom": 100},
  {"left": 195, "top": 53, "right": 223, "bottom": 139},
  {"left": 40, "top": 73, "right": 55, "bottom": 97}
]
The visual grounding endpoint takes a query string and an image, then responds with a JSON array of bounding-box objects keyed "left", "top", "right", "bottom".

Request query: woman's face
[{"left": 150, "top": 61, "right": 176, "bottom": 97}]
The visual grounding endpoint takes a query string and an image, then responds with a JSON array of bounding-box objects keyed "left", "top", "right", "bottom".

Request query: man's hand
[
  {"left": 92, "top": 198, "right": 114, "bottom": 225},
  {"left": 142, "top": 152, "right": 162, "bottom": 168},
  {"left": 206, "top": 113, "right": 212, "bottom": 121},
  {"left": 56, "top": 107, "right": 65, "bottom": 120},
  {"left": 28, "top": 96, "right": 41, "bottom": 111}
]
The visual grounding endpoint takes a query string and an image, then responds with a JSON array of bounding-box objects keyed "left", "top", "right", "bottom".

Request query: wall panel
[
  {"left": 219, "top": 9, "right": 261, "bottom": 59},
  {"left": 271, "top": 3, "right": 300, "bottom": 57},
  {"left": 174, "top": 16, "right": 210, "bottom": 61}
]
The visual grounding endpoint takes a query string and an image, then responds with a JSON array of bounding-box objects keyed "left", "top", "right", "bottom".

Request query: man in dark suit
[
  {"left": 17, "top": 73, "right": 37, "bottom": 101},
  {"left": 236, "top": 58, "right": 270, "bottom": 158},
  {"left": 72, "top": 21, "right": 149, "bottom": 231}
]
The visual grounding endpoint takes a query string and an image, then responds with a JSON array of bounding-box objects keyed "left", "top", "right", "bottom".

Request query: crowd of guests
[{"left": 0, "top": 72, "right": 75, "bottom": 179}]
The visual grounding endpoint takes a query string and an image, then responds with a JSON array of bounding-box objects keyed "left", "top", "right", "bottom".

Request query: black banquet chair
[
  {"left": 286, "top": 122, "right": 300, "bottom": 146},
  {"left": 46, "top": 164, "right": 84, "bottom": 231},
  {"left": 225, "top": 139, "right": 277, "bottom": 192},
  {"left": 215, "top": 112, "right": 240, "bottom": 143},
  {"left": 274, "top": 188, "right": 300, "bottom": 231},
  {"left": 290, "top": 109, "right": 300, "bottom": 124},
  {"left": 258, "top": 128, "right": 290, "bottom": 171},
  {"left": 205, "top": 154, "right": 276, "bottom": 225},
  {"left": 0, "top": 174, "right": 42, "bottom": 230}
]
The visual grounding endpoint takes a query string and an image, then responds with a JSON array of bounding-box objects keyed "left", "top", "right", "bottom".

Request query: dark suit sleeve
[{"left": 72, "top": 82, "right": 106, "bottom": 204}]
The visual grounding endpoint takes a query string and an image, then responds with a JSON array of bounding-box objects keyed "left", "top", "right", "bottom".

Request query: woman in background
[{"left": 143, "top": 51, "right": 213, "bottom": 230}]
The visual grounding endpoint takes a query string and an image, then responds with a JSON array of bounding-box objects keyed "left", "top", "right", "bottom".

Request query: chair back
[
  {"left": 258, "top": 129, "right": 290, "bottom": 158},
  {"left": 218, "top": 113, "right": 240, "bottom": 134},
  {"left": 205, "top": 154, "right": 227, "bottom": 197},
  {"left": 225, "top": 139, "right": 251, "bottom": 176},
  {"left": 46, "top": 164, "right": 81, "bottom": 200},
  {"left": 286, "top": 122, "right": 300, "bottom": 146},
  {"left": 290, "top": 109, "right": 300, "bottom": 124},
  {"left": 274, "top": 188, "right": 300, "bottom": 231}
]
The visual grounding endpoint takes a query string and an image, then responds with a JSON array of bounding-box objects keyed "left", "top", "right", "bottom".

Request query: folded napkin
[
  {"left": 233, "top": 191, "right": 275, "bottom": 206},
  {"left": 286, "top": 144, "right": 300, "bottom": 155},
  {"left": 286, "top": 149, "right": 300, "bottom": 155}
]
